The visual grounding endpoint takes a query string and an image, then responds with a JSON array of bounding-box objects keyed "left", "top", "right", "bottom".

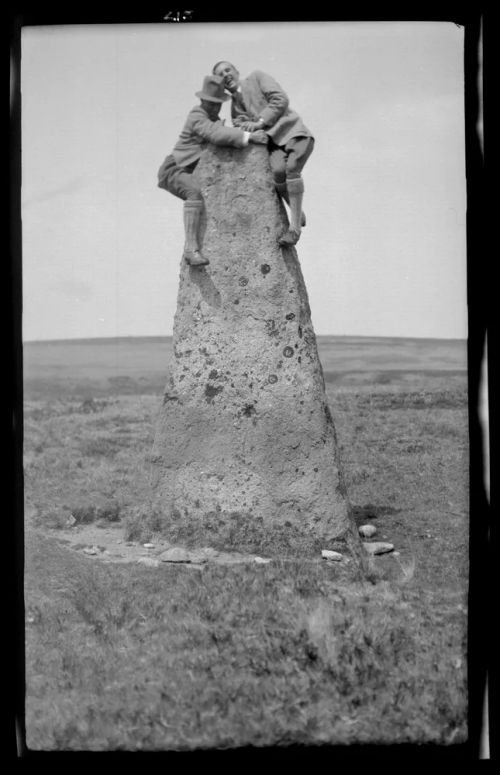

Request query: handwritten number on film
[{"left": 163, "top": 10, "right": 193, "bottom": 21}]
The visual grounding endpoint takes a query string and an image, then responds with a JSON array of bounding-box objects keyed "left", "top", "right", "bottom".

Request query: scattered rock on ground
[
  {"left": 159, "top": 547, "right": 206, "bottom": 563},
  {"left": 363, "top": 541, "right": 394, "bottom": 556},
  {"left": 358, "top": 524, "right": 377, "bottom": 538},
  {"left": 321, "top": 549, "right": 343, "bottom": 561},
  {"left": 83, "top": 546, "right": 99, "bottom": 556},
  {"left": 254, "top": 556, "right": 271, "bottom": 564},
  {"left": 143, "top": 543, "right": 155, "bottom": 548},
  {"left": 66, "top": 515, "right": 77, "bottom": 527}
]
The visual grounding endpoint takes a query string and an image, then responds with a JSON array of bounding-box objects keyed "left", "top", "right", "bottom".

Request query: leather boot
[
  {"left": 279, "top": 177, "right": 304, "bottom": 246},
  {"left": 275, "top": 181, "right": 306, "bottom": 228},
  {"left": 182, "top": 200, "right": 209, "bottom": 266}
]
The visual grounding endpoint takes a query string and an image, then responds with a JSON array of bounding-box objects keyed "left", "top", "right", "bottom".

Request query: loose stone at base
[
  {"left": 363, "top": 541, "right": 394, "bottom": 555},
  {"left": 159, "top": 547, "right": 210, "bottom": 563},
  {"left": 159, "top": 547, "right": 191, "bottom": 563},
  {"left": 358, "top": 524, "right": 377, "bottom": 538},
  {"left": 321, "top": 549, "right": 343, "bottom": 561}
]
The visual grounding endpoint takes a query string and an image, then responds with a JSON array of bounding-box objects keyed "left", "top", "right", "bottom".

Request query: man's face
[
  {"left": 201, "top": 99, "right": 222, "bottom": 120},
  {"left": 214, "top": 62, "right": 239, "bottom": 92}
]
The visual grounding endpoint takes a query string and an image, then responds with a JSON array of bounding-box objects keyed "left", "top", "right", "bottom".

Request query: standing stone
[{"left": 151, "top": 145, "right": 361, "bottom": 558}]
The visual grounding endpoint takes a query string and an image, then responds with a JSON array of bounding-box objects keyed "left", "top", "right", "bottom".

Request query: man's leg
[
  {"left": 269, "top": 143, "right": 306, "bottom": 238},
  {"left": 281, "top": 177, "right": 304, "bottom": 243},
  {"left": 182, "top": 199, "right": 208, "bottom": 266},
  {"left": 279, "top": 137, "right": 314, "bottom": 247},
  {"left": 268, "top": 143, "right": 287, "bottom": 198},
  {"left": 158, "top": 155, "right": 208, "bottom": 266}
]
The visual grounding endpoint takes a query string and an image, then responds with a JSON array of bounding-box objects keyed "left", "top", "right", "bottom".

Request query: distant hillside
[{"left": 22, "top": 335, "right": 467, "bottom": 400}]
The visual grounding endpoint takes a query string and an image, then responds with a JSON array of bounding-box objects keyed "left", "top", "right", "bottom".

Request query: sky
[{"left": 20, "top": 21, "right": 467, "bottom": 341}]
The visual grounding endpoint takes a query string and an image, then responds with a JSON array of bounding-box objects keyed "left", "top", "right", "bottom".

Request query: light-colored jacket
[
  {"left": 232, "top": 70, "right": 313, "bottom": 146},
  {"left": 172, "top": 104, "right": 248, "bottom": 168}
]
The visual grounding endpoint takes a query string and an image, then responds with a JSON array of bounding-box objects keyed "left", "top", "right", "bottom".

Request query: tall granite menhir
[{"left": 151, "top": 144, "right": 360, "bottom": 556}]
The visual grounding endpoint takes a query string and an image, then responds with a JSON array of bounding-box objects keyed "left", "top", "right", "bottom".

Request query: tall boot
[
  {"left": 279, "top": 177, "right": 304, "bottom": 246},
  {"left": 275, "top": 182, "right": 306, "bottom": 227},
  {"left": 183, "top": 200, "right": 208, "bottom": 266}
]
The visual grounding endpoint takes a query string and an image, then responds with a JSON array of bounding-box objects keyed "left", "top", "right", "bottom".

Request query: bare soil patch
[{"left": 52, "top": 522, "right": 279, "bottom": 568}]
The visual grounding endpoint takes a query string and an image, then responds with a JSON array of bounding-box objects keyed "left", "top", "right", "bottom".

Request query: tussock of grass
[
  {"left": 121, "top": 502, "right": 359, "bottom": 560},
  {"left": 24, "top": 396, "right": 157, "bottom": 529},
  {"left": 394, "top": 554, "right": 416, "bottom": 583},
  {"left": 122, "top": 505, "right": 164, "bottom": 542},
  {"left": 69, "top": 501, "right": 121, "bottom": 525},
  {"left": 24, "top": 374, "right": 469, "bottom": 750},
  {"left": 25, "top": 533, "right": 467, "bottom": 751}
]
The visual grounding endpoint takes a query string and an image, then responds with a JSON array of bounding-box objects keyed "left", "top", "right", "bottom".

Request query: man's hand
[
  {"left": 240, "top": 120, "right": 264, "bottom": 132},
  {"left": 248, "top": 130, "right": 268, "bottom": 145}
]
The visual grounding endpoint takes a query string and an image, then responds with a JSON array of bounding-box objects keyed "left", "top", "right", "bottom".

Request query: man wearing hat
[
  {"left": 158, "top": 74, "right": 268, "bottom": 266},
  {"left": 212, "top": 61, "right": 314, "bottom": 247}
]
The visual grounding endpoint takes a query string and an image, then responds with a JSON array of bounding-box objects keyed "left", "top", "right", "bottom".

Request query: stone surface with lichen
[{"left": 151, "top": 144, "right": 361, "bottom": 558}]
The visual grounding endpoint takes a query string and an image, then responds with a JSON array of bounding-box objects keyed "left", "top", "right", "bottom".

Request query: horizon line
[{"left": 23, "top": 333, "right": 468, "bottom": 346}]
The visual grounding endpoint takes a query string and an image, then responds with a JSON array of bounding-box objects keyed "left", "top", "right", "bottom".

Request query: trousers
[
  {"left": 268, "top": 136, "right": 315, "bottom": 183},
  {"left": 157, "top": 154, "right": 202, "bottom": 201}
]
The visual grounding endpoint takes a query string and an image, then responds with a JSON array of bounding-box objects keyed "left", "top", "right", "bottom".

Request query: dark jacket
[{"left": 172, "top": 104, "right": 249, "bottom": 168}]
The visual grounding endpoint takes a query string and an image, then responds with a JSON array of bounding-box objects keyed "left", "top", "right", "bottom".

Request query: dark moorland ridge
[
  {"left": 22, "top": 335, "right": 467, "bottom": 399},
  {"left": 23, "top": 335, "right": 467, "bottom": 370}
]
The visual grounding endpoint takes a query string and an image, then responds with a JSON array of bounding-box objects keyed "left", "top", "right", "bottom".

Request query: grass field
[{"left": 22, "top": 336, "right": 470, "bottom": 751}]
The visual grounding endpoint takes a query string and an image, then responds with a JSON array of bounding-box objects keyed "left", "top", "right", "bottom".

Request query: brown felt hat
[{"left": 195, "top": 74, "right": 230, "bottom": 103}]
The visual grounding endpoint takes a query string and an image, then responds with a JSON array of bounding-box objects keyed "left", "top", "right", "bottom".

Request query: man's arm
[
  {"left": 253, "top": 70, "right": 290, "bottom": 127},
  {"left": 191, "top": 112, "right": 250, "bottom": 147},
  {"left": 191, "top": 112, "right": 267, "bottom": 148}
]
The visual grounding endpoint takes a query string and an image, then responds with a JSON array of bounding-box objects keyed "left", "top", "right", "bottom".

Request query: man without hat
[
  {"left": 212, "top": 61, "right": 314, "bottom": 247},
  {"left": 158, "top": 74, "right": 267, "bottom": 266}
]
